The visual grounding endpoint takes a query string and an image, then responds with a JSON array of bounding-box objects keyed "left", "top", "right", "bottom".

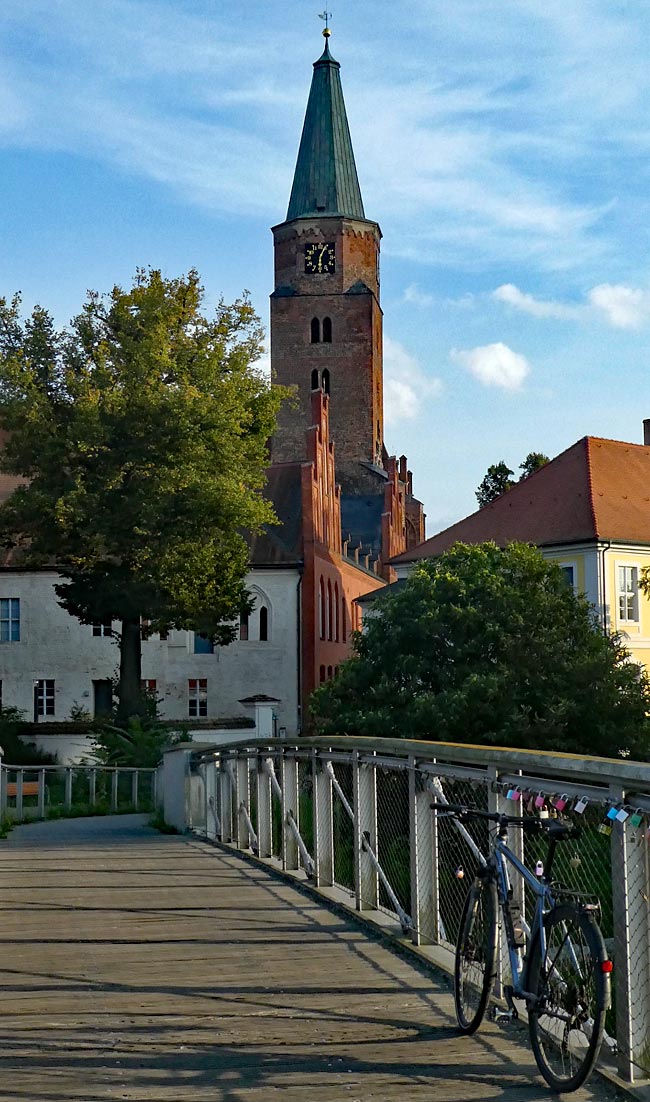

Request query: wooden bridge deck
[{"left": 0, "top": 815, "right": 624, "bottom": 1102}]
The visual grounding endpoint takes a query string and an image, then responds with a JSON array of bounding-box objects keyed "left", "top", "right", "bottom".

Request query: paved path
[{"left": 0, "top": 815, "right": 625, "bottom": 1102}]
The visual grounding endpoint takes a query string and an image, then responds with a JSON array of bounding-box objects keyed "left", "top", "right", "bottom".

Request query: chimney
[{"left": 644, "top": 419, "right": 650, "bottom": 447}]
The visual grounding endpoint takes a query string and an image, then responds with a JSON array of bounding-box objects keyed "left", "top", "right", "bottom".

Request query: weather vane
[{"left": 319, "top": 9, "right": 332, "bottom": 37}]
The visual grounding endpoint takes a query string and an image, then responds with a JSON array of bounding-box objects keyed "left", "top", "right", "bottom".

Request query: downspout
[
  {"left": 600, "top": 541, "right": 612, "bottom": 632},
  {"left": 296, "top": 566, "right": 303, "bottom": 734}
]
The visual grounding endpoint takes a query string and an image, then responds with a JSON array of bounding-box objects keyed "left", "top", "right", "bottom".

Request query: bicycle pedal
[{"left": 491, "top": 1007, "right": 518, "bottom": 1023}]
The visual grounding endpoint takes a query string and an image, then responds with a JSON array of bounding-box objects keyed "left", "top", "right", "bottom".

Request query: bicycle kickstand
[{"left": 490, "top": 985, "right": 519, "bottom": 1023}]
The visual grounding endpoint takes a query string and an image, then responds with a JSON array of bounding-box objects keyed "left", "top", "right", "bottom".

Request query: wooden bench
[{"left": 6, "top": 781, "right": 40, "bottom": 798}]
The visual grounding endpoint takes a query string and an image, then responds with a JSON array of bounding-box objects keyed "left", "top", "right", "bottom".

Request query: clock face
[{"left": 305, "top": 242, "right": 336, "bottom": 274}]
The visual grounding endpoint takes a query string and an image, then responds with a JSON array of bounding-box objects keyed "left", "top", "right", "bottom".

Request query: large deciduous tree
[
  {"left": 312, "top": 542, "right": 650, "bottom": 759},
  {"left": 0, "top": 269, "right": 284, "bottom": 720}
]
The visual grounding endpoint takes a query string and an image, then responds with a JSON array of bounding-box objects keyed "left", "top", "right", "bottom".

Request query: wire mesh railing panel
[
  {"left": 626, "top": 826, "right": 650, "bottom": 1075},
  {"left": 375, "top": 767, "right": 410, "bottom": 917},
  {"left": 298, "top": 757, "right": 314, "bottom": 859},
  {"left": 331, "top": 761, "right": 354, "bottom": 893},
  {"left": 434, "top": 777, "right": 490, "bottom": 949}
]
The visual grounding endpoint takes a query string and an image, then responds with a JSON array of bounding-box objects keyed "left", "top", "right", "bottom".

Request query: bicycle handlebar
[{"left": 430, "top": 802, "right": 581, "bottom": 841}]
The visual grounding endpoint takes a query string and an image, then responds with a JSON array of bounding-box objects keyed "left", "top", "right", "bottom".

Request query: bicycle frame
[{"left": 491, "top": 834, "right": 554, "bottom": 1002}]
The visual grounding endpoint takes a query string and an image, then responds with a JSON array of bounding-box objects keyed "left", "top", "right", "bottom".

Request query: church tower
[{"left": 270, "top": 29, "right": 384, "bottom": 493}]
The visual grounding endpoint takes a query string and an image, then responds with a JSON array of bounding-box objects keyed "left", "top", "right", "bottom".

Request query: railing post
[
  {"left": 110, "top": 770, "right": 118, "bottom": 811},
  {"left": 353, "top": 750, "right": 379, "bottom": 911},
  {"left": 313, "top": 751, "right": 334, "bottom": 887},
  {"left": 204, "top": 760, "right": 218, "bottom": 841},
  {"left": 610, "top": 782, "right": 650, "bottom": 1082},
  {"left": 0, "top": 748, "right": 5, "bottom": 819},
  {"left": 64, "top": 768, "right": 73, "bottom": 810},
  {"left": 89, "top": 769, "right": 97, "bottom": 808},
  {"left": 16, "top": 770, "right": 23, "bottom": 820},
  {"left": 487, "top": 765, "right": 508, "bottom": 998},
  {"left": 235, "top": 756, "right": 251, "bottom": 849},
  {"left": 281, "top": 752, "right": 299, "bottom": 871},
  {"left": 256, "top": 755, "right": 273, "bottom": 858},
  {"left": 37, "top": 770, "right": 46, "bottom": 818},
  {"left": 409, "top": 757, "right": 436, "bottom": 945},
  {"left": 131, "top": 771, "right": 139, "bottom": 810}
]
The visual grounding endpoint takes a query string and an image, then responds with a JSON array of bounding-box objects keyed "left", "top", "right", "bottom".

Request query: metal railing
[
  {"left": 186, "top": 735, "right": 650, "bottom": 1085},
  {"left": 0, "top": 759, "right": 157, "bottom": 821}
]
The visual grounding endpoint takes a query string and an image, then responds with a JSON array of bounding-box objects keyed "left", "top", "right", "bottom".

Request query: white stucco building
[{"left": 0, "top": 567, "right": 300, "bottom": 736}]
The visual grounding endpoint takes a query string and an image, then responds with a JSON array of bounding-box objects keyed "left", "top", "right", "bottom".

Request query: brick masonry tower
[{"left": 271, "top": 32, "right": 384, "bottom": 494}]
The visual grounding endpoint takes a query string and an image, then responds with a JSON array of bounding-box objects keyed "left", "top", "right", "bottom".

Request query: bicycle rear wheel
[
  {"left": 454, "top": 872, "right": 498, "bottom": 1033},
  {"left": 527, "top": 903, "right": 610, "bottom": 1092}
]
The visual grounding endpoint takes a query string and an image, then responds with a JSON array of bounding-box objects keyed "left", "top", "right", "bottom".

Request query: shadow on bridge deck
[{"left": 0, "top": 815, "right": 624, "bottom": 1102}]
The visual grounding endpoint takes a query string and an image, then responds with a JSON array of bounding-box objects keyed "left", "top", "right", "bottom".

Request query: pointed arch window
[
  {"left": 322, "top": 316, "right": 332, "bottom": 343},
  {"left": 319, "top": 577, "right": 326, "bottom": 640},
  {"left": 311, "top": 368, "right": 319, "bottom": 390},
  {"left": 342, "top": 599, "right": 347, "bottom": 643},
  {"left": 334, "top": 582, "right": 340, "bottom": 642},
  {"left": 321, "top": 368, "right": 330, "bottom": 395},
  {"left": 327, "top": 580, "right": 333, "bottom": 641},
  {"left": 239, "top": 610, "right": 249, "bottom": 641},
  {"left": 311, "top": 317, "right": 321, "bottom": 344},
  {"left": 259, "top": 606, "right": 268, "bottom": 642}
]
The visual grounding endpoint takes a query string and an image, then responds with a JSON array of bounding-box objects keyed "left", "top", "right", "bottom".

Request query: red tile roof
[{"left": 392, "top": 436, "right": 650, "bottom": 564}]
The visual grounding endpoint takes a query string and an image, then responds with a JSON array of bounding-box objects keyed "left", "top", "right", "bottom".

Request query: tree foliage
[
  {"left": 475, "top": 461, "right": 515, "bottom": 507},
  {"left": 312, "top": 542, "right": 650, "bottom": 759},
  {"left": 519, "top": 451, "right": 549, "bottom": 479},
  {"left": 0, "top": 270, "right": 284, "bottom": 719}
]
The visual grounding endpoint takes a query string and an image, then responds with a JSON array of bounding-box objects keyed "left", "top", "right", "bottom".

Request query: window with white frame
[
  {"left": 0, "top": 598, "right": 20, "bottom": 642},
  {"left": 35, "top": 679, "right": 55, "bottom": 717},
  {"left": 618, "top": 565, "right": 640, "bottom": 623},
  {"left": 92, "top": 619, "right": 112, "bottom": 637},
  {"left": 559, "top": 565, "right": 575, "bottom": 592},
  {"left": 188, "top": 678, "right": 207, "bottom": 718},
  {"left": 141, "top": 679, "right": 157, "bottom": 694}
]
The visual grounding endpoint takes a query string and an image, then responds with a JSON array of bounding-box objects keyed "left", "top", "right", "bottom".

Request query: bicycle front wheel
[
  {"left": 528, "top": 903, "right": 609, "bottom": 1092},
  {"left": 454, "top": 873, "right": 498, "bottom": 1033}
]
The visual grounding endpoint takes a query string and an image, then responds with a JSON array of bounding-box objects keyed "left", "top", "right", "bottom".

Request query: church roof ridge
[{"left": 286, "top": 36, "right": 365, "bottom": 222}]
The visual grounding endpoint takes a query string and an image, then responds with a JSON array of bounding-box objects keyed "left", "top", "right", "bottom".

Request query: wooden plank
[{"left": 0, "top": 815, "right": 625, "bottom": 1102}]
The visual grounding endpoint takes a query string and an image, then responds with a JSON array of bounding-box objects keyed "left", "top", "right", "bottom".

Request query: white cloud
[
  {"left": 588, "top": 284, "right": 650, "bottom": 329},
  {"left": 403, "top": 283, "right": 434, "bottom": 307},
  {"left": 383, "top": 336, "right": 442, "bottom": 426},
  {"left": 492, "top": 283, "right": 579, "bottom": 320},
  {"left": 451, "top": 343, "right": 530, "bottom": 390}
]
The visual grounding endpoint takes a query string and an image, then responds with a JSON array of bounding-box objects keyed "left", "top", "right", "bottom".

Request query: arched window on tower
[
  {"left": 311, "top": 368, "right": 319, "bottom": 390},
  {"left": 321, "top": 368, "right": 330, "bottom": 395},
  {"left": 323, "top": 317, "right": 332, "bottom": 343},
  {"left": 311, "top": 317, "right": 321, "bottom": 344},
  {"left": 334, "top": 582, "right": 340, "bottom": 642},
  {"left": 259, "top": 606, "right": 268, "bottom": 642},
  {"left": 342, "top": 599, "right": 347, "bottom": 642},
  {"left": 327, "top": 579, "right": 333, "bottom": 641}
]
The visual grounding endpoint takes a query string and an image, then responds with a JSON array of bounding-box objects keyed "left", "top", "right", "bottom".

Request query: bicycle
[{"left": 431, "top": 802, "right": 613, "bottom": 1092}]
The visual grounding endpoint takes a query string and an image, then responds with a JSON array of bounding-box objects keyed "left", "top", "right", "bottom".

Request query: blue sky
[{"left": 1, "top": 1, "right": 649, "bottom": 534}]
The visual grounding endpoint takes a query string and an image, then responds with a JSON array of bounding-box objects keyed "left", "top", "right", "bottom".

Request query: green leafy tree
[
  {"left": 519, "top": 451, "right": 549, "bottom": 479},
  {"left": 0, "top": 270, "right": 284, "bottom": 721},
  {"left": 312, "top": 542, "right": 650, "bottom": 759},
  {"left": 475, "top": 461, "right": 515, "bottom": 507},
  {"left": 476, "top": 452, "right": 550, "bottom": 506},
  {"left": 92, "top": 716, "right": 186, "bottom": 768}
]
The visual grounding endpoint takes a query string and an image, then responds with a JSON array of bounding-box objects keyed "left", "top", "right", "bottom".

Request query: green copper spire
[{"left": 286, "top": 31, "right": 365, "bottom": 221}]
